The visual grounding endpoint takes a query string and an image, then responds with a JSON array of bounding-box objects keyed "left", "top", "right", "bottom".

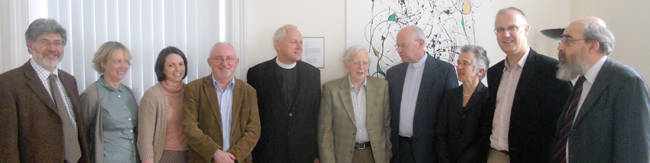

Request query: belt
[
  {"left": 399, "top": 135, "right": 413, "bottom": 140},
  {"left": 492, "top": 148, "right": 509, "bottom": 155},
  {"left": 355, "top": 142, "right": 371, "bottom": 149}
]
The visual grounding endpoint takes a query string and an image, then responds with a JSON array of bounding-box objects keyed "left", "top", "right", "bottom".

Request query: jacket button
[{"left": 289, "top": 113, "right": 292, "bottom": 116}]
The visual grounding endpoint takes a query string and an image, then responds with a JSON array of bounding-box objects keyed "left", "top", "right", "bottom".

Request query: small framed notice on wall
[{"left": 301, "top": 37, "right": 325, "bottom": 68}]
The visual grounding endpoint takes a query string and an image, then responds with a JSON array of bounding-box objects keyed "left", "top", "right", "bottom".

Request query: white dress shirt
[
  {"left": 349, "top": 77, "right": 369, "bottom": 142},
  {"left": 490, "top": 47, "right": 530, "bottom": 151},
  {"left": 399, "top": 55, "right": 427, "bottom": 137}
]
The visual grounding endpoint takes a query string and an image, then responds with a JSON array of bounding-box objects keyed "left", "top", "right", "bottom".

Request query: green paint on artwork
[
  {"left": 388, "top": 14, "right": 397, "bottom": 21},
  {"left": 377, "top": 64, "right": 383, "bottom": 73},
  {"left": 462, "top": 16, "right": 468, "bottom": 37}
]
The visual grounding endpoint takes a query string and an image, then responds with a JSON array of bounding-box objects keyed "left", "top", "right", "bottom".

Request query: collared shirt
[
  {"left": 97, "top": 77, "right": 139, "bottom": 163},
  {"left": 349, "top": 77, "right": 369, "bottom": 142},
  {"left": 276, "top": 57, "right": 297, "bottom": 69},
  {"left": 212, "top": 76, "right": 236, "bottom": 151},
  {"left": 567, "top": 55, "right": 607, "bottom": 162},
  {"left": 30, "top": 59, "right": 77, "bottom": 131},
  {"left": 399, "top": 54, "right": 427, "bottom": 137},
  {"left": 490, "top": 47, "right": 530, "bottom": 151}
]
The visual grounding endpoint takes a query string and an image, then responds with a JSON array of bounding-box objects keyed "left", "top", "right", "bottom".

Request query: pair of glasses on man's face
[
  {"left": 211, "top": 57, "right": 238, "bottom": 63},
  {"left": 36, "top": 39, "right": 65, "bottom": 48},
  {"left": 347, "top": 60, "right": 370, "bottom": 67},
  {"left": 494, "top": 24, "right": 527, "bottom": 34},
  {"left": 560, "top": 36, "right": 589, "bottom": 46}
]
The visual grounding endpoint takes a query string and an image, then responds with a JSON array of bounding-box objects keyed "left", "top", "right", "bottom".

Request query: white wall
[
  {"left": 247, "top": 0, "right": 571, "bottom": 84},
  {"left": 247, "top": 0, "right": 346, "bottom": 84},
  {"left": 571, "top": 0, "right": 650, "bottom": 81}
]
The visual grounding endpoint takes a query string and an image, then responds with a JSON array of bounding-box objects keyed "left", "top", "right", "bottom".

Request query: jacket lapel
[
  {"left": 230, "top": 79, "right": 243, "bottom": 139},
  {"left": 338, "top": 76, "right": 357, "bottom": 127},
  {"left": 392, "top": 64, "right": 408, "bottom": 108},
  {"left": 462, "top": 83, "right": 487, "bottom": 113},
  {"left": 58, "top": 71, "right": 83, "bottom": 118},
  {"left": 513, "top": 49, "right": 538, "bottom": 103},
  {"left": 572, "top": 58, "right": 613, "bottom": 126},
  {"left": 289, "top": 62, "right": 306, "bottom": 111},
  {"left": 203, "top": 75, "right": 223, "bottom": 132},
  {"left": 23, "top": 62, "right": 59, "bottom": 115},
  {"left": 365, "top": 78, "right": 377, "bottom": 126},
  {"left": 415, "top": 54, "right": 437, "bottom": 116}
]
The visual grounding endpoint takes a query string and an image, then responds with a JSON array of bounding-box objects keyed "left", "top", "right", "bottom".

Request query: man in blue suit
[
  {"left": 386, "top": 25, "right": 458, "bottom": 163},
  {"left": 550, "top": 17, "right": 650, "bottom": 163}
]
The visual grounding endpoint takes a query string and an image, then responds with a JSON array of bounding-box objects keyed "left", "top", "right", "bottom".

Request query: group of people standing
[{"left": 1, "top": 6, "right": 649, "bottom": 163}]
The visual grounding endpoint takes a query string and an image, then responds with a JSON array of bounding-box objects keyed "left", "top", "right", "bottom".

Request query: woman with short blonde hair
[{"left": 81, "top": 41, "right": 139, "bottom": 163}]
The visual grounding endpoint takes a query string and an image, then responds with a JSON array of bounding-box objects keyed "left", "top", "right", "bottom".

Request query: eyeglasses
[
  {"left": 36, "top": 39, "right": 65, "bottom": 48},
  {"left": 494, "top": 24, "right": 526, "bottom": 34},
  {"left": 560, "top": 37, "right": 588, "bottom": 47},
  {"left": 347, "top": 60, "right": 370, "bottom": 67},
  {"left": 211, "top": 57, "right": 237, "bottom": 63},
  {"left": 396, "top": 40, "right": 417, "bottom": 49},
  {"left": 109, "top": 59, "right": 131, "bottom": 66}
]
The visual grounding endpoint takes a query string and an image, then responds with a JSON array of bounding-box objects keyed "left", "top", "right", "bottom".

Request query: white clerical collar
[
  {"left": 410, "top": 54, "right": 428, "bottom": 68},
  {"left": 275, "top": 57, "right": 297, "bottom": 69},
  {"left": 583, "top": 55, "right": 607, "bottom": 84}
]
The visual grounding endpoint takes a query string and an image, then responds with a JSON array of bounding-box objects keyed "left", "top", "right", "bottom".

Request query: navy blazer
[
  {"left": 486, "top": 48, "right": 572, "bottom": 162},
  {"left": 436, "top": 83, "right": 491, "bottom": 163},
  {"left": 551, "top": 58, "right": 650, "bottom": 163},
  {"left": 247, "top": 58, "right": 321, "bottom": 163},
  {"left": 386, "top": 54, "right": 458, "bottom": 163}
]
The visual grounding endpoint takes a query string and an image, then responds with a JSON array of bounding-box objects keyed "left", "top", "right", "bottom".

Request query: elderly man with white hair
[{"left": 318, "top": 46, "right": 391, "bottom": 163}]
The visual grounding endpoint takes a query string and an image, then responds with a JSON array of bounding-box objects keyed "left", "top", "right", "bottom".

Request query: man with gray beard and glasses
[
  {"left": 0, "top": 18, "right": 90, "bottom": 163},
  {"left": 550, "top": 17, "right": 650, "bottom": 163}
]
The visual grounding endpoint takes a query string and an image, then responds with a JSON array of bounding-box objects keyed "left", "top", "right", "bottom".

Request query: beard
[
  {"left": 32, "top": 50, "right": 62, "bottom": 70},
  {"left": 556, "top": 51, "right": 588, "bottom": 81}
]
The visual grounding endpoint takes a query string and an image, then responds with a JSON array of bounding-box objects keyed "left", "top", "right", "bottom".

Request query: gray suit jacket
[
  {"left": 318, "top": 76, "right": 391, "bottom": 163},
  {"left": 552, "top": 58, "right": 650, "bottom": 162}
]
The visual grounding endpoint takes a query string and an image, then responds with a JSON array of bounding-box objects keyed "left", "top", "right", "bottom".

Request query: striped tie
[{"left": 552, "top": 76, "right": 586, "bottom": 163}]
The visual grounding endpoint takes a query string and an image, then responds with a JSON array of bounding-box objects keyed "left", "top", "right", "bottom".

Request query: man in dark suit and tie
[
  {"left": 486, "top": 7, "right": 572, "bottom": 163},
  {"left": 0, "top": 18, "right": 90, "bottom": 162},
  {"left": 386, "top": 25, "right": 458, "bottom": 163},
  {"left": 248, "top": 24, "right": 321, "bottom": 163},
  {"left": 550, "top": 17, "right": 650, "bottom": 163}
]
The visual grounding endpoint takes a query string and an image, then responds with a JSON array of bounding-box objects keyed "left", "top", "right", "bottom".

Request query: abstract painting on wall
[{"left": 347, "top": 0, "right": 492, "bottom": 78}]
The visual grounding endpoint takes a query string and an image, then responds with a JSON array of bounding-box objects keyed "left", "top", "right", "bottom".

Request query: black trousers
[{"left": 399, "top": 136, "right": 416, "bottom": 163}]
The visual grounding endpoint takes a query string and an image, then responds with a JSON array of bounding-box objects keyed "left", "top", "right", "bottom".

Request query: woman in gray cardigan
[
  {"left": 81, "top": 41, "right": 139, "bottom": 163},
  {"left": 137, "top": 46, "right": 189, "bottom": 163}
]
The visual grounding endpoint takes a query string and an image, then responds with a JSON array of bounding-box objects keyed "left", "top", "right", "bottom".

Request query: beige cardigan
[{"left": 137, "top": 83, "right": 171, "bottom": 163}]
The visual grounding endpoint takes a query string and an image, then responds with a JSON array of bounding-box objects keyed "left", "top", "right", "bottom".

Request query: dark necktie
[
  {"left": 49, "top": 74, "right": 81, "bottom": 162},
  {"left": 552, "top": 76, "right": 586, "bottom": 163}
]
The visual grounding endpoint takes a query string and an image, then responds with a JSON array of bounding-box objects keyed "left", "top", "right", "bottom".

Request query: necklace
[{"left": 463, "top": 92, "right": 472, "bottom": 96}]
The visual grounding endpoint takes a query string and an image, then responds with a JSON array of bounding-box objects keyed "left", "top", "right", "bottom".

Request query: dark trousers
[{"left": 399, "top": 136, "right": 416, "bottom": 163}]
